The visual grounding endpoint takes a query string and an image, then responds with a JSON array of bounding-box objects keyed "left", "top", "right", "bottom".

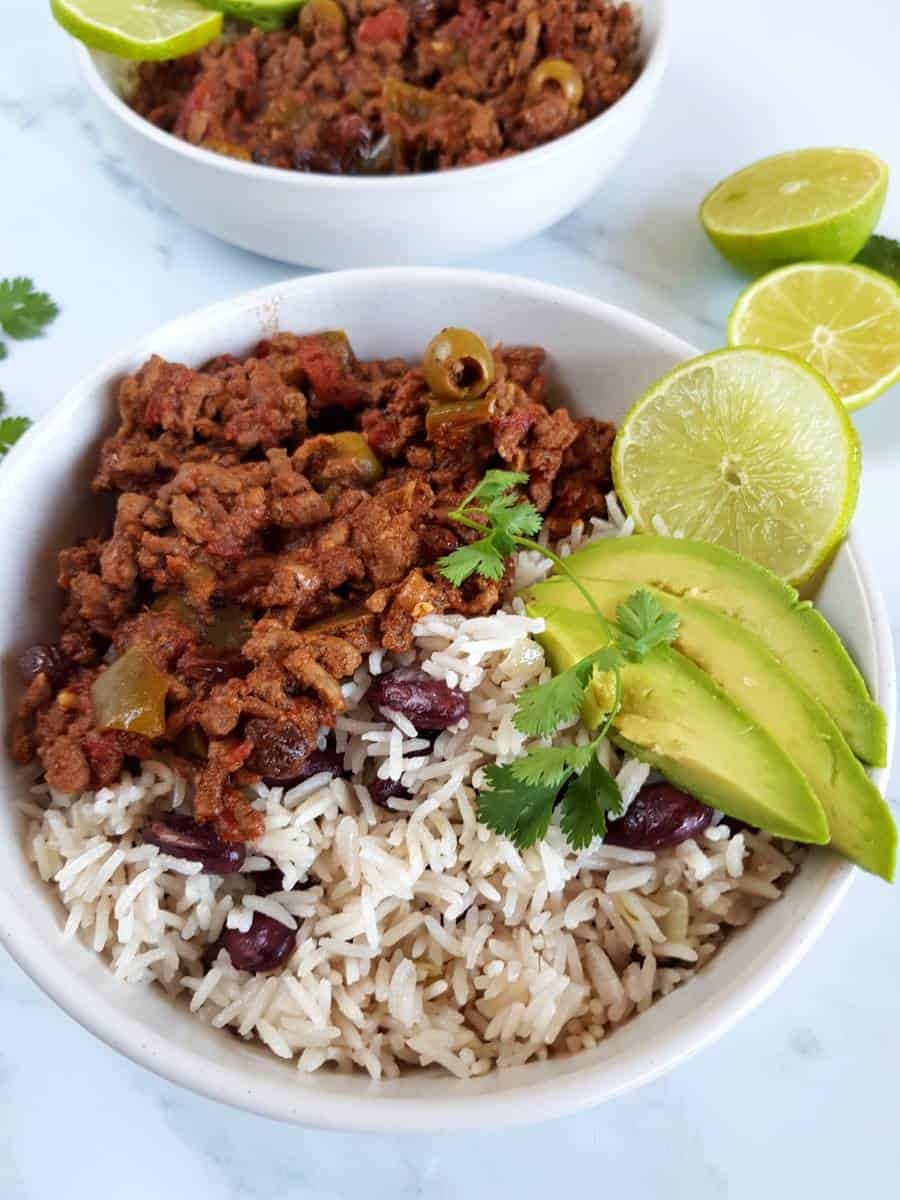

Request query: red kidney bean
[
  {"left": 289, "top": 746, "right": 346, "bottom": 783},
  {"left": 18, "top": 643, "right": 70, "bottom": 688},
  {"left": 142, "top": 813, "right": 246, "bottom": 874},
  {"left": 245, "top": 719, "right": 315, "bottom": 784},
  {"left": 222, "top": 913, "right": 296, "bottom": 972},
  {"left": 604, "top": 784, "right": 713, "bottom": 851},
  {"left": 368, "top": 775, "right": 410, "bottom": 805},
  {"left": 251, "top": 865, "right": 313, "bottom": 896},
  {"left": 365, "top": 667, "right": 467, "bottom": 731},
  {"left": 252, "top": 867, "right": 289, "bottom": 897}
]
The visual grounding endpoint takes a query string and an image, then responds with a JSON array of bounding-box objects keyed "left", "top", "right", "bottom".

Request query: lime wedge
[
  {"left": 700, "top": 149, "right": 888, "bottom": 275},
  {"left": 728, "top": 262, "right": 900, "bottom": 410},
  {"left": 612, "top": 348, "right": 860, "bottom": 583},
  {"left": 51, "top": 0, "right": 223, "bottom": 59}
]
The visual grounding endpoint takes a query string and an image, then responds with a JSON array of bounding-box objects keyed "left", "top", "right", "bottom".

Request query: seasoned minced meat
[
  {"left": 11, "top": 328, "right": 614, "bottom": 841},
  {"left": 130, "top": 0, "right": 639, "bottom": 176}
]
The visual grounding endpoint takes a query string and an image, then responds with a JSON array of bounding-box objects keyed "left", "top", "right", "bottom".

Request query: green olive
[
  {"left": 330, "top": 431, "right": 383, "bottom": 484},
  {"left": 299, "top": 0, "right": 347, "bottom": 40},
  {"left": 422, "top": 328, "right": 496, "bottom": 402},
  {"left": 426, "top": 396, "right": 494, "bottom": 439},
  {"left": 526, "top": 58, "right": 585, "bottom": 107}
]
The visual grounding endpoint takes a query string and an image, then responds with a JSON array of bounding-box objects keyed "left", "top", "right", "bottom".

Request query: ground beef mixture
[
  {"left": 9, "top": 329, "right": 614, "bottom": 844},
  {"left": 131, "top": 0, "right": 639, "bottom": 175}
]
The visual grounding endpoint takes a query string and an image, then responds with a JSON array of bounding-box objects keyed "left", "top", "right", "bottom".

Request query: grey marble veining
[{"left": 1, "top": 0, "right": 898, "bottom": 1195}]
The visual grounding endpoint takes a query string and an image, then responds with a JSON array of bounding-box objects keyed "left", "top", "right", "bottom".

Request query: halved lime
[
  {"left": 51, "top": 0, "right": 223, "bottom": 60},
  {"left": 612, "top": 348, "right": 860, "bottom": 583},
  {"left": 728, "top": 262, "right": 900, "bottom": 411},
  {"left": 700, "top": 148, "right": 888, "bottom": 275}
]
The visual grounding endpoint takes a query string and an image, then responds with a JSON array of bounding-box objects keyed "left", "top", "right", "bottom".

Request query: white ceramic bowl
[
  {"left": 0, "top": 269, "right": 893, "bottom": 1132},
  {"left": 73, "top": 1, "right": 671, "bottom": 269}
]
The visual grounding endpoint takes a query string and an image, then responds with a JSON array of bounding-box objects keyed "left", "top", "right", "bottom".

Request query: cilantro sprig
[
  {"left": 0, "top": 398, "right": 32, "bottom": 457},
  {"left": 0, "top": 278, "right": 59, "bottom": 346},
  {"left": 440, "top": 470, "right": 681, "bottom": 852},
  {"left": 438, "top": 470, "right": 543, "bottom": 583},
  {"left": 0, "top": 277, "right": 59, "bottom": 458},
  {"left": 855, "top": 234, "right": 900, "bottom": 284}
]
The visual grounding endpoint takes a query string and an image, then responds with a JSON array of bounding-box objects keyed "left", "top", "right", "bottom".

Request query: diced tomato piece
[
  {"left": 358, "top": 5, "right": 408, "bottom": 46},
  {"left": 450, "top": 0, "right": 484, "bottom": 40},
  {"left": 294, "top": 335, "right": 368, "bottom": 409},
  {"left": 232, "top": 40, "right": 258, "bottom": 90}
]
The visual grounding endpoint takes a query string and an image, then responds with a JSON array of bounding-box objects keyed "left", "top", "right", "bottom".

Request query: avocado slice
[
  {"left": 558, "top": 535, "right": 886, "bottom": 767},
  {"left": 530, "top": 577, "right": 896, "bottom": 881},
  {"left": 528, "top": 601, "right": 829, "bottom": 845}
]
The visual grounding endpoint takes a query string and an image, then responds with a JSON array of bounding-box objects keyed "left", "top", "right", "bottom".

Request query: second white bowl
[{"left": 73, "top": 1, "right": 671, "bottom": 268}]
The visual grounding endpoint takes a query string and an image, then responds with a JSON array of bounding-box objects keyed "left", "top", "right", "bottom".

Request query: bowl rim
[
  {"left": 73, "top": 0, "right": 672, "bottom": 193},
  {"left": 0, "top": 267, "right": 892, "bottom": 1133}
]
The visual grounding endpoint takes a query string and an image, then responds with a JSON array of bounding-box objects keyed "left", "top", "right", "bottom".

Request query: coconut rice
[{"left": 19, "top": 507, "right": 802, "bottom": 1080}]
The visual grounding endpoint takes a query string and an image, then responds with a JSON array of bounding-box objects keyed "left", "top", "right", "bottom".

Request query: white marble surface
[{"left": 2, "top": 0, "right": 899, "bottom": 1195}]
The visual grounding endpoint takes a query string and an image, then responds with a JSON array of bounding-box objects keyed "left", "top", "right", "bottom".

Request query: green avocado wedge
[
  {"left": 527, "top": 602, "right": 830, "bottom": 846},
  {"left": 559, "top": 535, "right": 886, "bottom": 767},
  {"left": 529, "top": 578, "right": 896, "bottom": 881}
]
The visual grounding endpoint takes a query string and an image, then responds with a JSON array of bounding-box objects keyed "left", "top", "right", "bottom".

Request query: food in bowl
[
  {"left": 129, "top": 0, "right": 640, "bottom": 174},
  {"left": 9, "top": 322, "right": 892, "bottom": 1080}
]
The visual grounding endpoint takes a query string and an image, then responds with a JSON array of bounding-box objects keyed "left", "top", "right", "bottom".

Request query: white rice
[{"left": 20, "top": 512, "right": 802, "bottom": 1079}]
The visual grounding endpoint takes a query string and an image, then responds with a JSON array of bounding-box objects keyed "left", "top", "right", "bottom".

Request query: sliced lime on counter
[
  {"left": 728, "top": 262, "right": 900, "bottom": 410},
  {"left": 51, "top": 0, "right": 223, "bottom": 59},
  {"left": 611, "top": 348, "right": 860, "bottom": 584},
  {"left": 700, "top": 148, "right": 888, "bottom": 275}
]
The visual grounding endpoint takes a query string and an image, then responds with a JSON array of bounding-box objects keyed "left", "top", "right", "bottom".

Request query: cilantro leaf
[
  {"left": 560, "top": 755, "right": 624, "bottom": 850},
  {"left": 0, "top": 415, "right": 32, "bottom": 456},
  {"left": 462, "top": 469, "right": 529, "bottom": 508},
  {"left": 615, "top": 589, "right": 680, "bottom": 660},
  {"left": 512, "top": 787, "right": 556, "bottom": 849},
  {"left": 441, "top": 468, "right": 544, "bottom": 588},
  {"left": 514, "top": 663, "right": 592, "bottom": 738},
  {"left": 438, "top": 535, "right": 506, "bottom": 586},
  {"left": 477, "top": 763, "right": 557, "bottom": 849},
  {"left": 509, "top": 744, "right": 591, "bottom": 788},
  {"left": 0, "top": 342, "right": 6, "bottom": 362},
  {"left": 0, "top": 278, "right": 59, "bottom": 340},
  {"left": 496, "top": 498, "right": 542, "bottom": 539},
  {"left": 855, "top": 234, "right": 900, "bottom": 284},
  {"left": 513, "top": 646, "right": 622, "bottom": 737}
]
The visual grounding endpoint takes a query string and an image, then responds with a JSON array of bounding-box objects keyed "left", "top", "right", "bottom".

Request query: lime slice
[
  {"left": 728, "top": 262, "right": 900, "bottom": 411},
  {"left": 700, "top": 149, "right": 888, "bottom": 275},
  {"left": 51, "top": 0, "right": 223, "bottom": 60},
  {"left": 612, "top": 348, "right": 861, "bottom": 583}
]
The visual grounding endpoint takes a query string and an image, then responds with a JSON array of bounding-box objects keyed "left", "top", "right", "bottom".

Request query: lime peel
[
  {"left": 51, "top": 0, "right": 223, "bottom": 60},
  {"left": 700, "top": 148, "right": 888, "bottom": 275}
]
